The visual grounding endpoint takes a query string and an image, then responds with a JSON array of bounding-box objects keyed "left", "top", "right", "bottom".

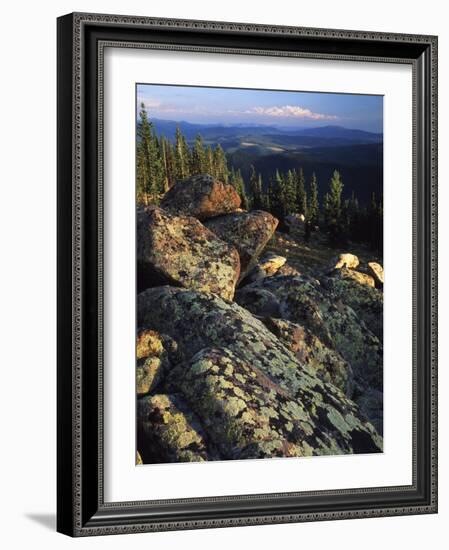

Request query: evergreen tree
[
  {"left": 191, "top": 134, "right": 206, "bottom": 174},
  {"left": 136, "top": 103, "right": 164, "bottom": 203},
  {"left": 230, "top": 168, "right": 249, "bottom": 209},
  {"left": 213, "top": 145, "right": 228, "bottom": 183},
  {"left": 284, "top": 170, "right": 297, "bottom": 216},
  {"left": 205, "top": 145, "right": 214, "bottom": 176},
  {"left": 175, "top": 126, "right": 190, "bottom": 180},
  {"left": 249, "top": 165, "right": 264, "bottom": 210},
  {"left": 324, "top": 170, "right": 345, "bottom": 244},
  {"left": 268, "top": 170, "right": 285, "bottom": 222},
  {"left": 296, "top": 167, "right": 307, "bottom": 217},
  {"left": 308, "top": 172, "right": 320, "bottom": 228}
]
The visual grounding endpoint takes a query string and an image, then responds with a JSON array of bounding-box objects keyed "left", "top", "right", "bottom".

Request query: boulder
[
  {"left": 276, "top": 263, "right": 301, "bottom": 277},
  {"left": 138, "top": 286, "right": 382, "bottom": 455},
  {"left": 331, "top": 266, "right": 376, "bottom": 288},
  {"left": 258, "top": 253, "right": 287, "bottom": 275},
  {"left": 320, "top": 273, "right": 383, "bottom": 340},
  {"left": 205, "top": 210, "right": 279, "bottom": 280},
  {"left": 137, "top": 207, "right": 240, "bottom": 300},
  {"left": 136, "top": 329, "right": 179, "bottom": 396},
  {"left": 262, "top": 317, "right": 353, "bottom": 395},
  {"left": 166, "top": 347, "right": 336, "bottom": 458},
  {"left": 240, "top": 253, "right": 287, "bottom": 286},
  {"left": 368, "top": 262, "right": 384, "bottom": 288},
  {"left": 160, "top": 174, "right": 241, "bottom": 220},
  {"left": 235, "top": 287, "right": 283, "bottom": 318},
  {"left": 285, "top": 213, "right": 306, "bottom": 235},
  {"left": 328, "top": 253, "right": 360, "bottom": 271},
  {"left": 238, "top": 275, "right": 383, "bottom": 432},
  {"left": 137, "top": 393, "right": 209, "bottom": 464}
]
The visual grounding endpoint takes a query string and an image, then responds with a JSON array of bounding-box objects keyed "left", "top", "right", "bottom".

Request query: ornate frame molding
[{"left": 57, "top": 12, "right": 438, "bottom": 537}]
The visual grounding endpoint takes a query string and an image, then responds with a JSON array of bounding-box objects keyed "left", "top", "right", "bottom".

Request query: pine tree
[
  {"left": 191, "top": 134, "right": 207, "bottom": 174},
  {"left": 267, "top": 170, "right": 285, "bottom": 222},
  {"left": 324, "top": 170, "right": 345, "bottom": 244},
  {"left": 159, "top": 136, "right": 170, "bottom": 193},
  {"left": 230, "top": 168, "right": 248, "bottom": 209},
  {"left": 249, "top": 165, "right": 264, "bottom": 210},
  {"left": 294, "top": 168, "right": 307, "bottom": 218},
  {"left": 308, "top": 172, "right": 320, "bottom": 228},
  {"left": 284, "top": 170, "right": 297, "bottom": 216},
  {"left": 174, "top": 126, "right": 190, "bottom": 180},
  {"left": 205, "top": 145, "right": 214, "bottom": 176},
  {"left": 136, "top": 103, "right": 164, "bottom": 204},
  {"left": 213, "top": 145, "right": 228, "bottom": 183}
]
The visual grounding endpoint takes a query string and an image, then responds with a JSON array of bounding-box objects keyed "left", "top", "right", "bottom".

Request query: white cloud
[{"left": 245, "top": 105, "right": 338, "bottom": 120}]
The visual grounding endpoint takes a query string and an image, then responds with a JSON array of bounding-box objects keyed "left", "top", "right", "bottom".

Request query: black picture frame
[{"left": 57, "top": 12, "right": 438, "bottom": 536}]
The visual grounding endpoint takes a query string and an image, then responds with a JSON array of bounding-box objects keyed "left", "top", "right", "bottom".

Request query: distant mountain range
[
  {"left": 150, "top": 119, "right": 383, "bottom": 145},
  {"left": 147, "top": 118, "right": 383, "bottom": 205}
]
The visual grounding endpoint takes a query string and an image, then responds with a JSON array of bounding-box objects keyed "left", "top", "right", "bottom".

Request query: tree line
[{"left": 137, "top": 105, "right": 383, "bottom": 252}]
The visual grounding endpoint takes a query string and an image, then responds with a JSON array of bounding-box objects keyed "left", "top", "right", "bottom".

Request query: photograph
[{"left": 135, "top": 84, "right": 385, "bottom": 464}]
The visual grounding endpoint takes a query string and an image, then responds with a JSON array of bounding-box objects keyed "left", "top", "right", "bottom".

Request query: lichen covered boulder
[
  {"left": 167, "top": 347, "right": 341, "bottom": 458},
  {"left": 137, "top": 207, "right": 240, "bottom": 299},
  {"left": 235, "top": 287, "right": 282, "bottom": 318},
  {"left": 205, "top": 210, "right": 278, "bottom": 280},
  {"left": 239, "top": 275, "right": 383, "bottom": 432},
  {"left": 320, "top": 273, "right": 383, "bottom": 340},
  {"left": 262, "top": 317, "right": 353, "bottom": 395},
  {"left": 241, "top": 275, "right": 382, "bottom": 391},
  {"left": 138, "top": 393, "right": 209, "bottom": 463},
  {"left": 136, "top": 329, "right": 179, "bottom": 396},
  {"left": 161, "top": 174, "right": 241, "bottom": 220},
  {"left": 138, "top": 286, "right": 382, "bottom": 455}
]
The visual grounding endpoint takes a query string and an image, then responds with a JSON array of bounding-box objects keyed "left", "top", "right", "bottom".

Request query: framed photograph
[{"left": 57, "top": 12, "right": 438, "bottom": 536}]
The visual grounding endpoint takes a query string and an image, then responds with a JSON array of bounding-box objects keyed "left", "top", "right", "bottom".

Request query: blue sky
[{"left": 137, "top": 84, "right": 383, "bottom": 133}]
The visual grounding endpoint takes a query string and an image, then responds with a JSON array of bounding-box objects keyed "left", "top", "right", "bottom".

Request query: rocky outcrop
[
  {"left": 161, "top": 174, "right": 241, "bottom": 220},
  {"left": 136, "top": 329, "right": 179, "bottom": 396},
  {"left": 137, "top": 207, "right": 240, "bottom": 299},
  {"left": 205, "top": 210, "right": 279, "bottom": 280},
  {"left": 138, "top": 393, "right": 209, "bottom": 463},
  {"left": 138, "top": 286, "right": 382, "bottom": 455}
]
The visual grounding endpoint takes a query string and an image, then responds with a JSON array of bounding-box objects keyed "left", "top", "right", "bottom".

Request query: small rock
[
  {"left": 137, "top": 207, "right": 240, "bottom": 300},
  {"left": 259, "top": 253, "right": 287, "bottom": 275},
  {"left": 240, "top": 253, "right": 287, "bottom": 286},
  {"left": 329, "top": 253, "right": 360, "bottom": 271},
  {"left": 161, "top": 174, "right": 241, "bottom": 220},
  {"left": 276, "top": 263, "right": 301, "bottom": 277},
  {"left": 368, "top": 262, "right": 384, "bottom": 288},
  {"left": 331, "top": 266, "right": 376, "bottom": 288}
]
